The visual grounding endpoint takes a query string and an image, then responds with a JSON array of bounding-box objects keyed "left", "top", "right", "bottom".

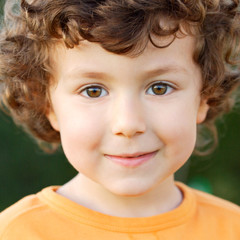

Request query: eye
[
  {"left": 146, "top": 82, "right": 174, "bottom": 96},
  {"left": 80, "top": 85, "right": 108, "bottom": 98}
]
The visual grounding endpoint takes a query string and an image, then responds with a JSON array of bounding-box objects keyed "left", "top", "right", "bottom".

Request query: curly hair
[{"left": 0, "top": 0, "right": 239, "bottom": 152}]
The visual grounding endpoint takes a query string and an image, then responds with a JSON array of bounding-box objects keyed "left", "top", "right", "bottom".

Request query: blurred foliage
[
  {"left": 0, "top": 0, "right": 239, "bottom": 212},
  {"left": 0, "top": 0, "right": 3, "bottom": 16},
  {"left": 0, "top": 112, "right": 77, "bottom": 211},
  {"left": 176, "top": 109, "right": 240, "bottom": 205}
]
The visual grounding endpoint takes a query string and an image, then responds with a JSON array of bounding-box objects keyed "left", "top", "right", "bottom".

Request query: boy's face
[{"left": 48, "top": 36, "right": 209, "bottom": 196}]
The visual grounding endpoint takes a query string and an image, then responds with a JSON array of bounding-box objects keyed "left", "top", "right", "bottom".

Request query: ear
[
  {"left": 47, "top": 109, "right": 60, "bottom": 132},
  {"left": 197, "top": 99, "right": 209, "bottom": 124}
]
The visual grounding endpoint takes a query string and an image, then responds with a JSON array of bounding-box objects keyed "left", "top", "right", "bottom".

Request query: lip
[{"left": 104, "top": 151, "right": 158, "bottom": 167}]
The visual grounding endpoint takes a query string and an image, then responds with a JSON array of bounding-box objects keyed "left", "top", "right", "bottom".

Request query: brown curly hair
[{"left": 0, "top": 0, "right": 240, "bottom": 152}]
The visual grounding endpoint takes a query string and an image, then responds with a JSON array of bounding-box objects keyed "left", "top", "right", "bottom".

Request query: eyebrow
[
  {"left": 142, "top": 65, "right": 188, "bottom": 79},
  {"left": 64, "top": 70, "right": 110, "bottom": 81},
  {"left": 79, "top": 71, "right": 109, "bottom": 80},
  {"left": 64, "top": 65, "right": 188, "bottom": 81}
]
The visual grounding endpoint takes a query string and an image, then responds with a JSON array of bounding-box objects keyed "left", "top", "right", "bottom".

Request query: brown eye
[
  {"left": 81, "top": 86, "right": 108, "bottom": 98},
  {"left": 146, "top": 82, "right": 173, "bottom": 96},
  {"left": 152, "top": 84, "right": 167, "bottom": 95},
  {"left": 86, "top": 87, "right": 102, "bottom": 98}
]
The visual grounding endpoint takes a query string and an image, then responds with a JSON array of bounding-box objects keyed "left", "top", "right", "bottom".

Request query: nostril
[{"left": 111, "top": 101, "right": 146, "bottom": 137}]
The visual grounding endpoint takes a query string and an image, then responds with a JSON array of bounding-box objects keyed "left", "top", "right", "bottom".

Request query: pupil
[
  {"left": 152, "top": 84, "right": 167, "bottom": 95},
  {"left": 87, "top": 87, "right": 101, "bottom": 97}
]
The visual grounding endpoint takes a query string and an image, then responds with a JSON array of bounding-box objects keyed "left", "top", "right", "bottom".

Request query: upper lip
[{"left": 105, "top": 151, "right": 157, "bottom": 158}]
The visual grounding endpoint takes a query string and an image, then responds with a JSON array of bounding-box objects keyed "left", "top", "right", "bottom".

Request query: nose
[{"left": 111, "top": 96, "right": 146, "bottom": 138}]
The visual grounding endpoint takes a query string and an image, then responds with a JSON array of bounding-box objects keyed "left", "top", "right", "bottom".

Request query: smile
[{"left": 104, "top": 151, "right": 158, "bottom": 167}]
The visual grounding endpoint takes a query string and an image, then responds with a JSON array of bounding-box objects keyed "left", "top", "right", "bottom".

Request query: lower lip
[{"left": 105, "top": 151, "right": 158, "bottom": 167}]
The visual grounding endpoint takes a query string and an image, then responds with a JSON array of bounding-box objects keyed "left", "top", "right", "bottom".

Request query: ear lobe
[
  {"left": 197, "top": 99, "right": 209, "bottom": 124},
  {"left": 47, "top": 110, "right": 60, "bottom": 131}
]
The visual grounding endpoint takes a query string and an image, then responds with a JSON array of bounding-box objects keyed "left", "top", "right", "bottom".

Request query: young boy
[{"left": 0, "top": 0, "right": 240, "bottom": 239}]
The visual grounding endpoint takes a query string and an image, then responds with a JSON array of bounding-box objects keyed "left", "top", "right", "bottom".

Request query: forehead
[{"left": 50, "top": 34, "right": 199, "bottom": 84}]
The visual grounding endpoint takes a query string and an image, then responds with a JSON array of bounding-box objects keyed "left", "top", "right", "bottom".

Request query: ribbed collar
[{"left": 37, "top": 182, "right": 196, "bottom": 233}]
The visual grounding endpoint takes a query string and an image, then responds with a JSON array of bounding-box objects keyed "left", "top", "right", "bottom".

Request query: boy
[{"left": 0, "top": 0, "right": 240, "bottom": 239}]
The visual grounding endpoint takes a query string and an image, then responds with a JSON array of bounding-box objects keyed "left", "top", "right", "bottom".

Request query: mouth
[{"left": 104, "top": 151, "right": 158, "bottom": 167}]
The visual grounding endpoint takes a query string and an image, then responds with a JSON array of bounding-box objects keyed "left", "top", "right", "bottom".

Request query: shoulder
[
  {"left": 193, "top": 187, "right": 240, "bottom": 215},
  {"left": 0, "top": 190, "right": 50, "bottom": 239},
  {"left": 174, "top": 182, "right": 240, "bottom": 239},
  {"left": 193, "top": 187, "right": 240, "bottom": 237},
  {"left": 178, "top": 182, "right": 240, "bottom": 224}
]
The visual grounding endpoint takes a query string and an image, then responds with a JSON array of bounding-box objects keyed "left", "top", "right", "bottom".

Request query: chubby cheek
[
  {"left": 165, "top": 118, "right": 197, "bottom": 159},
  {"left": 152, "top": 103, "right": 198, "bottom": 166},
  {"left": 57, "top": 107, "right": 106, "bottom": 171}
]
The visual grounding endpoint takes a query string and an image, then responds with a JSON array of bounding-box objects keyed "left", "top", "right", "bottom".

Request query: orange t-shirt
[{"left": 0, "top": 182, "right": 240, "bottom": 239}]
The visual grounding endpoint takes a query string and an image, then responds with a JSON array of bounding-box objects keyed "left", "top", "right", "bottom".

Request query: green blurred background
[{"left": 0, "top": 0, "right": 239, "bottom": 212}]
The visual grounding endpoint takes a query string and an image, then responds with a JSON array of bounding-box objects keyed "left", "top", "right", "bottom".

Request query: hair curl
[{"left": 0, "top": 0, "right": 240, "bottom": 152}]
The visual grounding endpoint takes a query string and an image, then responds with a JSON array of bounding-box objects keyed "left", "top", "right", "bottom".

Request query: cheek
[
  {"left": 167, "top": 119, "right": 197, "bottom": 157},
  {"left": 152, "top": 104, "right": 198, "bottom": 160},
  {"left": 57, "top": 107, "right": 106, "bottom": 167}
]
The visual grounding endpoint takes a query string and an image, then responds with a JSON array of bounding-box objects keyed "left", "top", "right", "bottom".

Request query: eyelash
[
  {"left": 146, "top": 82, "right": 175, "bottom": 96},
  {"left": 79, "top": 82, "right": 175, "bottom": 98},
  {"left": 79, "top": 85, "right": 108, "bottom": 98}
]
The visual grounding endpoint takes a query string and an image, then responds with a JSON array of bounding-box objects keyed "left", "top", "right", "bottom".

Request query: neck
[{"left": 57, "top": 174, "right": 182, "bottom": 218}]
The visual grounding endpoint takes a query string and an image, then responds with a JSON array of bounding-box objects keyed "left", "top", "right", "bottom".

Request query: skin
[{"left": 47, "top": 35, "right": 209, "bottom": 217}]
